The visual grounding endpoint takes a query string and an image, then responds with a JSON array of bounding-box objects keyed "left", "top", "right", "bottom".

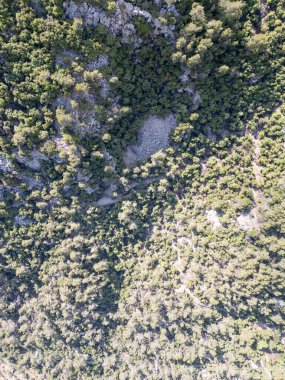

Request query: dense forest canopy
[{"left": 0, "top": 0, "right": 285, "bottom": 379}]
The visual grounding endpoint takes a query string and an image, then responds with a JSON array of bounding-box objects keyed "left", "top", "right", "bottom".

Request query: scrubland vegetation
[{"left": 0, "top": 0, "right": 284, "bottom": 379}]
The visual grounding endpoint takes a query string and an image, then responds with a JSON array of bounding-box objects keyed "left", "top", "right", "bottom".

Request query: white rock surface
[
  {"left": 206, "top": 210, "right": 222, "bottom": 229},
  {"left": 96, "top": 196, "right": 118, "bottom": 206},
  {"left": 0, "top": 155, "right": 13, "bottom": 173},
  {"left": 180, "top": 70, "right": 190, "bottom": 84},
  {"left": 237, "top": 213, "right": 259, "bottom": 231}
]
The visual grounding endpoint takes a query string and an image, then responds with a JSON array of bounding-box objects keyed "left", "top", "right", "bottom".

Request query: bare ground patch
[{"left": 124, "top": 114, "right": 176, "bottom": 167}]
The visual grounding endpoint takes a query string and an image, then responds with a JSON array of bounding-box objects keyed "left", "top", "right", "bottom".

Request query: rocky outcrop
[
  {"left": 63, "top": 0, "right": 176, "bottom": 44},
  {"left": 15, "top": 150, "right": 48, "bottom": 171},
  {"left": 54, "top": 52, "right": 119, "bottom": 137},
  {"left": 179, "top": 71, "right": 202, "bottom": 110}
]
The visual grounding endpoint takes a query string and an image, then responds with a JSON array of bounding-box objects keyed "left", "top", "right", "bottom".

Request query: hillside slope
[{"left": 0, "top": 1, "right": 284, "bottom": 379}]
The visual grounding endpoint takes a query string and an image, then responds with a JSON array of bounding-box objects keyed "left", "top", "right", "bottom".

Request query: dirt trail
[
  {"left": 95, "top": 175, "right": 164, "bottom": 207},
  {"left": 260, "top": 0, "right": 269, "bottom": 23}
]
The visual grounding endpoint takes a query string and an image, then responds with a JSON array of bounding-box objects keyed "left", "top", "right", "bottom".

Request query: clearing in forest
[{"left": 124, "top": 114, "right": 176, "bottom": 167}]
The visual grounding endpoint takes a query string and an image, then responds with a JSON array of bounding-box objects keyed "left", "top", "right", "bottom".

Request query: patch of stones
[{"left": 124, "top": 114, "right": 176, "bottom": 167}]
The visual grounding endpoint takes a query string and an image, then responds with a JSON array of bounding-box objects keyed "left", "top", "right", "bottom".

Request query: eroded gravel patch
[{"left": 124, "top": 114, "right": 176, "bottom": 167}]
